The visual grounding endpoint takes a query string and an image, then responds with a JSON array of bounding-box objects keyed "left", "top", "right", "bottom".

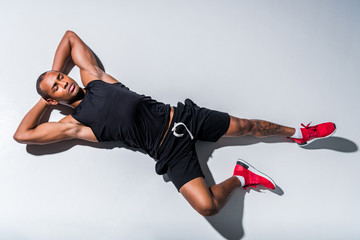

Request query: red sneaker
[
  {"left": 233, "top": 160, "right": 276, "bottom": 190},
  {"left": 291, "top": 122, "right": 336, "bottom": 146}
]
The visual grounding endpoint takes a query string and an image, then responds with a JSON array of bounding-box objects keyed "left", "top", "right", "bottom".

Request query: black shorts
[{"left": 155, "top": 99, "right": 230, "bottom": 191}]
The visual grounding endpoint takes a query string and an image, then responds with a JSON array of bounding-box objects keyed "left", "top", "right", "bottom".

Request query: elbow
[
  {"left": 13, "top": 132, "right": 25, "bottom": 143},
  {"left": 65, "top": 30, "right": 75, "bottom": 35},
  {"left": 13, "top": 132, "right": 32, "bottom": 144},
  {"left": 65, "top": 30, "right": 77, "bottom": 40}
]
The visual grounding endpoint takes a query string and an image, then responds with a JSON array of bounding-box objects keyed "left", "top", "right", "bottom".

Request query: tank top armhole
[{"left": 71, "top": 111, "right": 102, "bottom": 142}]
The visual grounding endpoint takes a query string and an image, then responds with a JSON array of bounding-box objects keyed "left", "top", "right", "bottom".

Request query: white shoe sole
[
  {"left": 298, "top": 123, "right": 337, "bottom": 147},
  {"left": 236, "top": 159, "right": 276, "bottom": 189}
]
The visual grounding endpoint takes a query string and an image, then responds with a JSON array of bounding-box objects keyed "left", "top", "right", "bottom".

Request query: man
[{"left": 14, "top": 31, "right": 336, "bottom": 216}]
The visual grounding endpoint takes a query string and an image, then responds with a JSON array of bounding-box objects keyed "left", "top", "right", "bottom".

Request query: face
[{"left": 40, "top": 71, "right": 83, "bottom": 105}]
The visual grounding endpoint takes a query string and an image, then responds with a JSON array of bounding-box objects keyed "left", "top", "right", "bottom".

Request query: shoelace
[
  {"left": 301, "top": 122, "right": 318, "bottom": 138},
  {"left": 301, "top": 122, "right": 312, "bottom": 128},
  {"left": 172, "top": 122, "right": 194, "bottom": 140}
]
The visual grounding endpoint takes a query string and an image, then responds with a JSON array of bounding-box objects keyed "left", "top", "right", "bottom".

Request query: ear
[{"left": 46, "top": 98, "right": 59, "bottom": 106}]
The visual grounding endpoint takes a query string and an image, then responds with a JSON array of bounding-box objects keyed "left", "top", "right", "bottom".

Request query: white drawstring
[{"left": 172, "top": 122, "right": 194, "bottom": 140}]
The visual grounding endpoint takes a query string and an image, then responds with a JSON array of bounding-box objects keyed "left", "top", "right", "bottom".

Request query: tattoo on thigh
[{"left": 255, "top": 120, "right": 286, "bottom": 136}]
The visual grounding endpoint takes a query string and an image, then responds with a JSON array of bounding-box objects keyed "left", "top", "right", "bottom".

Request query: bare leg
[
  {"left": 179, "top": 117, "right": 296, "bottom": 216},
  {"left": 225, "top": 116, "right": 295, "bottom": 137},
  {"left": 180, "top": 177, "right": 241, "bottom": 216}
]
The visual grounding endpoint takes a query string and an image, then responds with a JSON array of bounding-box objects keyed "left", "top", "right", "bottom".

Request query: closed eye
[
  {"left": 57, "top": 73, "right": 64, "bottom": 80},
  {"left": 51, "top": 84, "right": 58, "bottom": 91},
  {"left": 52, "top": 73, "right": 63, "bottom": 91},
  {"left": 51, "top": 81, "right": 58, "bottom": 91}
]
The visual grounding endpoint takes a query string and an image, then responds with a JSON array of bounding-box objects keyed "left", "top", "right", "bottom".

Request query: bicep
[
  {"left": 60, "top": 115, "right": 98, "bottom": 142},
  {"left": 14, "top": 122, "right": 70, "bottom": 144},
  {"left": 66, "top": 32, "right": 103, "bottom": 84},
  {"left": 67, "top": 31, "right": 118, "bottom": 86},
  {"left": 16, "top": 122, "right": 96, "bottom": 145},
  {"left": 68, "top": 32, "right": 99, "bottom": 71}
]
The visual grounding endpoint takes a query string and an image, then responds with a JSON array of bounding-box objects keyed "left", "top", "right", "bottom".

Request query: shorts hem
[{"left": 175, "top": 173, "right": 205, "bottom": 192}]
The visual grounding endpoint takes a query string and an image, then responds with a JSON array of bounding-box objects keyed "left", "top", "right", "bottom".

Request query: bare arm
[
  {"left": 52, "top": 30, "right": 118, "bottom": 86},
  {"left": 13, "top": 98, "right": 97, "bottom": 144}
]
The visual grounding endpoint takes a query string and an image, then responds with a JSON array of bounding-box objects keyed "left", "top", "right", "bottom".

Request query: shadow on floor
[
  {"left": 194, "top": 138, "right": 286, "bottom": 240},
  {"left": 302, "top": 136, "right": 358, "bottom": 152},
  {"left": 25, "top": 108, "right": 358, "bottom": 240},
  {"left": 26, "top": 139, "right": 147, "bottom": 156}
]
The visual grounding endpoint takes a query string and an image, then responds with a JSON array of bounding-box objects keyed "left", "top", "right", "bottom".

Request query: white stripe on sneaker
[{"left": 237, "top": 159, "right": 276, "bottom": 188}]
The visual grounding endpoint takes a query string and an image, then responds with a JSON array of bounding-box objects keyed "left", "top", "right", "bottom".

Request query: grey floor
[{"left": 1, "top": 1, "right": 359, "bottom": 239}]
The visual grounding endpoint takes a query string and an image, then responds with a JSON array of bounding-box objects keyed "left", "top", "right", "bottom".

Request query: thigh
[
  {"left": 166, "top": 148, "right": 204, "bottom": 191},
  {"left": 194, "top": 104, "right": 231, "bottom": 142},
  {"left": 179, "top": 176, "right": 214, "bottom": 214}
]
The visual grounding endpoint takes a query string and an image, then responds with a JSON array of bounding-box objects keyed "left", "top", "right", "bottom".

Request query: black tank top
[{"left": 71, "top": 80, "right": 171, "bottom": 158}]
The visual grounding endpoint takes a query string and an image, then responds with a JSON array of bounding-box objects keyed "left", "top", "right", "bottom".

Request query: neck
[
  {"left": 69, "top": 88, "right": 85, "bottom": 108},
  {"left": 70, "top": 99, "right": 83, "bottom": 108}
]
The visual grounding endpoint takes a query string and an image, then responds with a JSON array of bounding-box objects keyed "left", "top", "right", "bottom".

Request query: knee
[{"left": 195, "top": 202, "right": 218, "bottom": 216}]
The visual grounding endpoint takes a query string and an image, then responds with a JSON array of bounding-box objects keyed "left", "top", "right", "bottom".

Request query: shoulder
[
  {"left": 59, "top": 114, "right": 83, "bottom": 125},
  {"left": 83, "top": 74, "right": 119, "bottom": 87},
  {"left": 81, "top": 70, "right": 119, "bottom": 87},
  {"left": 59, "top": 114, "right": 97, "bottom": 142}
]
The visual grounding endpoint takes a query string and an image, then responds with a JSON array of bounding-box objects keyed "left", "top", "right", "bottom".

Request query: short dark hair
[{"left": 36, "top": 71, "right": 50, "bottom": 100}]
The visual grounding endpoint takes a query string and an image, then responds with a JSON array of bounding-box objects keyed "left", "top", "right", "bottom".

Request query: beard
[{"left": 67, "top": 87, "right": 85, "bottom": 105}]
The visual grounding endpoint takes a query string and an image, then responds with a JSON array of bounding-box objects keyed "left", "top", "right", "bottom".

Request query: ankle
[
  {"left": 290, "top": 128, "right": 302, "bottom": 139},
  {"left": 233, "top": 175, "right": 244, "bottom": 187}
]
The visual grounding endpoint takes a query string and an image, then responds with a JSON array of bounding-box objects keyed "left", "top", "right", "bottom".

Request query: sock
[
  {"left": 290, "top": 128, "right": 302, "bottom": 139},
  {"left": 236, "top": 176, "right": 245, "bottom": 186}
]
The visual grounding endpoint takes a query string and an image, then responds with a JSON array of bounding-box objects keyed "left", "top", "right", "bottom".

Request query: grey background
[{"left": 1, "top": 0, "right": 359, "bottom": 239}]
